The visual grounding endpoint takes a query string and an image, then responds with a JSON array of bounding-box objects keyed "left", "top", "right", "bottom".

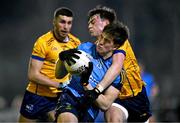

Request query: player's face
[
  {"left": 96, "top": 32, "right": 115, "bottom": 57},
  {"left": 88, "top": 14, "right": 109, "bottom": 37},
  {"left": 53, "top": 15, "right": 73, "bottom": 39}
]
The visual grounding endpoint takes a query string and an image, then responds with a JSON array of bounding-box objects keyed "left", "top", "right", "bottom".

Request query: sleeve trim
[
  {"left": 113, "top": 50, "right": 126, "bottom": 56},
  {"left": 31, "top": 55, "right": 45, "bottom": 61}
]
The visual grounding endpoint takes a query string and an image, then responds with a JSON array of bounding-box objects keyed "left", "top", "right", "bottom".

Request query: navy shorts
[
  {"left": 20, "top": 90, "right": 58, "bottom": 120},
  {"left": 114, "top": 87, "right": 152, "bottom": 122},
  {"left": 55, "top": 89, "right": 94, "bottom": 122}
]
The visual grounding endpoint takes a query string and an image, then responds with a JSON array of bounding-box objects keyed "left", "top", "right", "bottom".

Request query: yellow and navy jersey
[
  {"left": 118, "top": 40, "right": 146, "bottom": 99},
  {"left": 26, "top": 31, "right": 81, "bottom": 97}
]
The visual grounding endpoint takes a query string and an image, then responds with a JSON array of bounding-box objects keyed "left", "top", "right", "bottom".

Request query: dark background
[{"left": 0, "top": 0, "right": 180, "bottom": 121}]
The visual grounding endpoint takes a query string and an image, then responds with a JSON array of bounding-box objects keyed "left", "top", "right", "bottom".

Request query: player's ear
[
  {"left": 104, "top": 19, "right": 110, "bottom": 26},
  {"left": 53, "top": 19, "right": 56, "bottom": 26}
]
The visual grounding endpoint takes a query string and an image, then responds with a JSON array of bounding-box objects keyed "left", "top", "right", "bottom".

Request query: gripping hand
[
  {"left": 84, "top": 87, "right": 101, "bottom": 104},
  {"left": 80, "top": 62, "right": 93, "bottom": 86},
  {"left": 59, "top": 49, "right": 81, "bottom": 65}
]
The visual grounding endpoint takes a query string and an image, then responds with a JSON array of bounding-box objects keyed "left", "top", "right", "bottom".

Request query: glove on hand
[
  {"left": 80, "top": 62, "right": 93, "bottom": 86},
  {"left": 84, "top": 87, "right": 101, "bottom": 104},
  {"left": 59, "top": 49, "right": 81, "bottom": 65}
]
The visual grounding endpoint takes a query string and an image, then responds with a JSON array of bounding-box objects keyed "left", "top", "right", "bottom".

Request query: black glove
[
  {"left": 84, "top": 87, "right": 101, "bottom": 104},
  {"left": 80, "top": 62, "right": 93, "bottom": 86},
  {"left": 59, "top": 49, "right": 81, "bottom": 65}
]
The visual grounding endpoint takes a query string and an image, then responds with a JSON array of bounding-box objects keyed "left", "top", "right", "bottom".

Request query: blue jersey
[
  {"left": 65, "top": 42, "right": 123, "bottom": 119},
  {"left": 79, "top": 42, "right": 122, "bottom": 88}
]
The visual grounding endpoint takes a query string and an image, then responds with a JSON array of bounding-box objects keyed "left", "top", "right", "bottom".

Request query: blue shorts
[
  {"left": 114, "top": 87, "right": 152, "bottom": 122},
  {"left": 20, "top": 90, "right": 58, "bottom": 120},
  {"left": 55, "top": 89, "right": 95, "bottom": 122}
]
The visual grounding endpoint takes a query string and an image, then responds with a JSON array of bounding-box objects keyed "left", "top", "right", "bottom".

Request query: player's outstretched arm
[{"left": 96, "top": 53, "right": 125, "bottom": 92}]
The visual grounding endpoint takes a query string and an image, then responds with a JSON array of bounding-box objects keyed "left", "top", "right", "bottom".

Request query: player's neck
[
  {"left": 101, "top": 52, "right": 113, "bottom": 60},
  {"left": 53, "top": 30, "right": 67, "bottom": 42}
]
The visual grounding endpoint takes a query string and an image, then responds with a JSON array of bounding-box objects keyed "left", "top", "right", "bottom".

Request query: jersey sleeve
[
  {"left": 31, "top": 37, "right": 47, "bottom": 61},
  {"left": 113, "top": 49, "right": 126, "bottom": 56},
  {"left": 111, "top": 77, "right": 122, "bottom": 90}
]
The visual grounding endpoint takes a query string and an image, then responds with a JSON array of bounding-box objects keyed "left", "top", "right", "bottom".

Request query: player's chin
[
  {"left": 96, "top": 47, "right": 103, "bottom": 53},
  {"left": 60, "top": 31, "right": 68, "bottom": 37},
  {"left": 60, "top": 33, "right": 68, "bottom": 38}
]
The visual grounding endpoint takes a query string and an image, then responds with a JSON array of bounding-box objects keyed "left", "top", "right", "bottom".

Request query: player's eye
[
  {"left": 90, "top": 19, "right": 95, "bottom": 25},
  {"left": 59, "top": 20, "right": 66, "bottom": 24},
  {"left": 67, "top": 21, "right": 72, "bottom": 25}
]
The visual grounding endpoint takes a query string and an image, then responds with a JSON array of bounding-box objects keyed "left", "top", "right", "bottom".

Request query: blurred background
[{"left": 0, "top": 0, "right": 180, "bottom": 122}]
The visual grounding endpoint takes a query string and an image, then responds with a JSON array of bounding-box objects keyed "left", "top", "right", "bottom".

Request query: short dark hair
[
  {"left": 88, "top": 5, "right": 117, "bottom": 23},
  {"left": 103, "top": 21, "right": 129, "bottom": 47},
  {"left": 54, "top": 7, "right": 73, "bottom": 18}
]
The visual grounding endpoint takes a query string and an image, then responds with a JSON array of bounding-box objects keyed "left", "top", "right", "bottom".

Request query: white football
[{"left": 64, "top": 50, "right": 91, "bottom": 75}]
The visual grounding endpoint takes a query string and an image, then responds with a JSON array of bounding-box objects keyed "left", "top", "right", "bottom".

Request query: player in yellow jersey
[
  {"left": 18, "top": 7, "right": 80, "bottom": 122},
  {"left": 84, "top": 6, "right": 152, "bottom": 122}
]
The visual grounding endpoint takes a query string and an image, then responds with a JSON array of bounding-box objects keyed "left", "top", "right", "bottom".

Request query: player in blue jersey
[{"left": 55, "top": 21, "right": 129, "bottom": 122}]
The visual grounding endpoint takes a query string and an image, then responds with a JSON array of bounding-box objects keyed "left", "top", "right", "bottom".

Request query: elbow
[
  {"left": 28, "top": 74, "right": 33, "bottom": 82},
  {"left": 28, "top": 71, "right": 37, "bottom": 82}
]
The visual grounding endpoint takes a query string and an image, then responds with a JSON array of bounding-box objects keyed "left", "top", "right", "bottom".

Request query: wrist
[
  {"left": 96, "top": 84, "right": 104, "bottom": 93},
  {"left": 94, "top": 87, "right": 101, "bottom": 94}
]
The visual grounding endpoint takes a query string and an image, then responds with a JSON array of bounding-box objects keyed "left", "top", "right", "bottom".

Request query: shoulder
[
  {"left": 80, "top": 42, "right": 94, "bottom": 46},
  {"left": 77, "top": 42, "right": 95, "bottom": 57},
  {"left": 119, "top": 39, "right": 133, "bottom": 50},
  {"left": 117, "top": 39, "right": 133, "bottom": 54},
  {"left": 78, "top": 42, "right": 94, "bottom": 50},
  {"left": 35, "top": 31, "right": 54, "bottom": 46},
  {"left": 68, "top": 33, "right": 81, "bottom": 44},
  {"left": 119, "top": 39, "right": 128, "bottom": 48}
]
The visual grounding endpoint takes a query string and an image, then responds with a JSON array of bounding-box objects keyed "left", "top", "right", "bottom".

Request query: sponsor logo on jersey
[{"left": 25, "top": 104, "right": 34, "bottom": 113}]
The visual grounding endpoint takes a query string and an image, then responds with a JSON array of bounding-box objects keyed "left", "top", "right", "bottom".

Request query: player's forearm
[
  {"left": 99, "top": 64, "right": 121, "bottom": 89},
  {"left": 95, "top": 95, "right": 112, "bottom": 111},
  {"left": 97, "top": 53, "right": 125, "bottom": 92},
  {"left": 28, "top": 71, "right": 59, "bottom": 88},
  {"left": 95, "top": 86, "right": 119, "bottom": 111}
]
